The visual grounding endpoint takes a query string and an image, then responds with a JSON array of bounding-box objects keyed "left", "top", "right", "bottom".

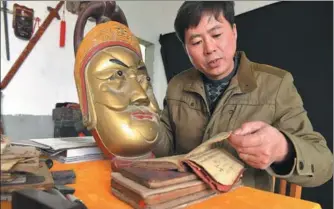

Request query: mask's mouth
[
  {"left": 129, "top": 107, "right": 159, "bottom": 143},
  {"left": 131, "top": 111, "right": 154, "bottom": 121},
  {"left": 126, "top": 105, "right": 159, "bottom": 122}
]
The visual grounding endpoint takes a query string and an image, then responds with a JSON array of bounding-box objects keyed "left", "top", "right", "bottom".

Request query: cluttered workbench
[{"left": 1, "top": 159, "right": 322, "bottom": 209}]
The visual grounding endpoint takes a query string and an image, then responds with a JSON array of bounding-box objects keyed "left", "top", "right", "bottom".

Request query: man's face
[
  {"left": 86, "top": 46, "right": 160, "bottom": 157},
  {"left": 184, "top": 13, "right": 237, "bottom": 80}
]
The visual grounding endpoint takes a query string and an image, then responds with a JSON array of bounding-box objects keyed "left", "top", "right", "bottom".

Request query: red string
[{"left": 32, "top": 17, "right": 40, "bottom": 35}]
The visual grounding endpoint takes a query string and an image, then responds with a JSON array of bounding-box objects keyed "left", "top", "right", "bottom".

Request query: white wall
[
  {"left": 1, "top": 1, "right": 94, "bottom": 115},
  {"left": 1, "top": 1, "right": 277, "bottom": 116}
]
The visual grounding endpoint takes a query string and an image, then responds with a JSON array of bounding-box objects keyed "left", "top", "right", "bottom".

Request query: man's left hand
[{"left": 228, "top": 121, "right": 289, "bottom": 169}]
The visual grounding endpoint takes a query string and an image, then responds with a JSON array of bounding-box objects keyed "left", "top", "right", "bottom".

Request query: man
[{"left": 153, "top": 1, "right": 333, "bottom": 191}]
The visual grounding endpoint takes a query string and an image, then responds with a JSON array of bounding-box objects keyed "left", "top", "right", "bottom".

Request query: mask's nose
[{"left": 129, "top": 79, "right": 150, "bottom": 106}]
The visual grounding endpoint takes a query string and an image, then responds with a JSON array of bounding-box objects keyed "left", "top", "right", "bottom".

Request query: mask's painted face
[{"left": 74, "top": 21, "right": 160, "bottom": 158}]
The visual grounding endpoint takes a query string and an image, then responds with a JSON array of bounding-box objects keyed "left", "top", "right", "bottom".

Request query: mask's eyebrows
[
  {"left": 101, "top": 51, "right": 129, "bottom": 68},
  {"left": 109, "top": 58, "right": 128, "bottom": 68},
  {"left": 92, "top": 52, "right": 127, "bottom": 80},
  {"left": 137, "top": 60, "right": 146, "bottom": 70}
]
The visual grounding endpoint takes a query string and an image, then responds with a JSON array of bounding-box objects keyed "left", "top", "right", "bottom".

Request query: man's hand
[{"left": 228, "top": 121, "right": 289, "bottom": 169}]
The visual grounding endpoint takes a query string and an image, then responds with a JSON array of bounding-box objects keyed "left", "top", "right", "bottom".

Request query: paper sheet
[{"left": 29, "top": 136, "right": 96, "bottom": 151}]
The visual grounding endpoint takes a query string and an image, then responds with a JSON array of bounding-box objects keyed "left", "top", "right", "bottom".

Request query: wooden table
[{"left": 1, "top": 160, "right": 322, "bottom": 209}]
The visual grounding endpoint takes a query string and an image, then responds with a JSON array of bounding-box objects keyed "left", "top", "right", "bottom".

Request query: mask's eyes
[
  {"left": 107, "top": 58, "right": 128, "bottom": 80},
  {"left": 137, "top": 62, "right": 150, "bottom": 83},
  {"left": 137, "top": 74, "right": 150, "bottom": 83},
  {"left": 109, "top": 70, "right": 125, "bottom": 80},
  {"left": 138, "top": 64, "right": 146, "bottom": 71},
  {"left": 117, "top": 70, "right": 123, "bottom": 77}
]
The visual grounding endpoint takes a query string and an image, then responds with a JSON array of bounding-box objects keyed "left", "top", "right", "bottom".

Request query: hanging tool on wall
[
  {"left": 0, "top": 5, "right": 41, "bottom": 36},
  {"left": 12, "top": 3, "right": 35, "bottom": 40},
  {"left": 0, "top": 1, "right": 65, "bottom": 90},
  {"left": 32, "top": 17, "right": 41, "bottom": 36},
  {"left": 2, "top": 1, "right": 10, "bottom": 60}
]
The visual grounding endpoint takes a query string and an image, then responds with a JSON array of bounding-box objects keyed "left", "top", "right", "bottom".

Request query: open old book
[{"left": 130, "top": 132, "right": 245, "bottom": 192}]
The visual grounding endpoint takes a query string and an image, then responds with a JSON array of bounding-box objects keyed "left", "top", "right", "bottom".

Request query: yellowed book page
[
  {"left": 187, "top": 148, "right": 244, "bottom": 185},
  {"left": 1, "top": 135, "right": 10, "bottom": 154},
  {"left": 1, "top": 158, "right": 22, "bottom": 171},
  {"left": 185, "top": 132, "right": 231, "bottom": 159},
  {"left": 1, "top": 146, "right": 40, "bottom": 160}
]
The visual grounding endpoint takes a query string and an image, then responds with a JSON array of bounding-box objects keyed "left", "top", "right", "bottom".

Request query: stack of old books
[
  {"left": 1, "top": 135, "right": 54, "bottom": 201},
  {"left": 112, "top": 168, "right": 216, "bottom": 209},
  {"left": 111, "top": 132, "right": 245, "bottom": 209}
]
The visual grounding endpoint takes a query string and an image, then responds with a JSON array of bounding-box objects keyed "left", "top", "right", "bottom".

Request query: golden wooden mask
[{"left": 74, "top": 21, "right": 160, "bottom": 158}]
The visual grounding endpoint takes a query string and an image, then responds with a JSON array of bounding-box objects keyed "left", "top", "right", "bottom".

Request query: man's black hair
[{"left": 174, "top": 1, "right": 235, "bottom": 44}]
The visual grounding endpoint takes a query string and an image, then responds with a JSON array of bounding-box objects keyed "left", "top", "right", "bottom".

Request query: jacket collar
[
  {"left": 184, "top": 51, "right": 257, "bottom": 94},
  {"left": 232, "top": 51, "right": 257, "bottom": 93}
]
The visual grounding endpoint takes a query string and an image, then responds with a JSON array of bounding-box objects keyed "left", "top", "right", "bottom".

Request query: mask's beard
[
  {"left": 94, "top": 102, "right": 160, "bottom": 157},
  {"left": 124, "top": 105, "right": 159, "bottom": 142},
  {"left": 96, "top": 103, "right": 159, "bottom": 142},
  {"left": 130, "top": 119, "right": 159, "bottom": 143}
]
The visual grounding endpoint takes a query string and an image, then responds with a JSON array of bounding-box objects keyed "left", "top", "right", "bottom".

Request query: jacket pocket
[
  {"left": 228, "top": 103, "right": 275, "bottom": 130},
  {"left": 180, "top": 93, "right": 204, "bottom": 111},
  {"left": 168, "top": 97, "right": 208, "bottom": 154}
]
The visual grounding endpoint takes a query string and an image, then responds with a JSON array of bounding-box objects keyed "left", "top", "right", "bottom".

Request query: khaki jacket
[{"left": 153, "top": 51, "right": 333, "bottom": 191}]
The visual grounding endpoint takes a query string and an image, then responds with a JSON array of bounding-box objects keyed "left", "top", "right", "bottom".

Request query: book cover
[
  {"left": 119, "top": 167, "right": 198, "bottom": 188},
  {"left": 111, "top": 172, "right": 210, "bottom": 205},
  {"left": 130, "top": 132, "right": 245, "bottom": 192},
  {"left": 112, "top": 187, "right": 216, "bottom": 209}
]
